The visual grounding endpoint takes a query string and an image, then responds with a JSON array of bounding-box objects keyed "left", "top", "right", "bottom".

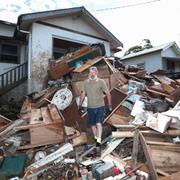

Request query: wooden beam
[
  {"left": 139, "top": 132, "right": 158, "bottom": 179},
  {"left": 146, "top": 88, "right": 169, "bottom": 97},
  {"left": 112, "top": 131, "right": 134, "bottom": 138},
  {"left": 146, "top": 141, "right": 178, "bottom": 146},
  {"left": 132, "top": 129, "right": 139, "bottom": 169}
]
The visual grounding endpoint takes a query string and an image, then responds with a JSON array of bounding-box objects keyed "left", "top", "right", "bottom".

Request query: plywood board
[
  {"left": 104, "top": 88, "right": 127, "bottom": 123},
  {"left": 149, "top": 145, "right": 180, "bottom": 173},
  {"left": 73, "top": 56, "right": 103, "bottom": 73}
]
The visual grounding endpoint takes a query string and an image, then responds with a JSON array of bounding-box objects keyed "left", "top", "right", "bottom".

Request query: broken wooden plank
[
  {"left": 73, "top": 56, "right": 103, "bottom": 73},
  {"left": 79, "top": 146, "right": 96, "bottom": 161},
  {"left": 104, "top": 88, "right": 127, "bottom": 123},
  {"left": 101, "top": 138, "right": 124, "bottom": 158},
  {"left": 0, "top": 114, "right": 12, "bottom": 132},
  {"left": 0, "top": 119, "right": 24, "bottom": 141},
  {"left": 146, "top": 141, "right": 178, "bottom": 146},
  {"left": 146, "top": 87, "right": 169, "bottom": 97},
  {"left": 35, "top": 87, "right": 58, "bottom": 108},
  {"left": 139, "top": 132, "right": 158, "bottom": 180},
  {"left": 149, "top": 145, "right": 180, "bottom": 173},
  {"left": 40, "top": 107, "right": 52, "bottom": 124},
  {"left": 27, "top": 143, "right": 73, "bottom": 171},
  {"left": 72, "top": 132, "right": 88, "bottom": 147},
  {"left": 112, "top": 131, "right": 134, "bottom": 138},
  {"left": 132, "top": 129, "right": 140, "bottom": 169},
  {"left": 30, "top": 109, "right": 42, "bottom": 124},
  {"left": 48, "top": 61, "right": 74, "bottom": 80},
  {"left": 152, "top": 74, "right": 175, "bottom": 84},
  {"left": 104, "top": 58, "right": 116, "bottom": 73}
]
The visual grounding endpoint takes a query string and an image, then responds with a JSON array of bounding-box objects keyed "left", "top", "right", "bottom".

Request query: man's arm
[
  {"left": 106, "top": 91, "right": 112, "bottom": 111},
  {"left": 80, "top": 91, "right": 86, "bottom": 106}
]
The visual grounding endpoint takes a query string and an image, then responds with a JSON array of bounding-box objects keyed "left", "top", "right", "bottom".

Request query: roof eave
[
  {"left": 121, "top": 49, "right": 162, "bottom": 61},
  {"left": 15, "top": 6, "right": 123, "bottom": 49}
]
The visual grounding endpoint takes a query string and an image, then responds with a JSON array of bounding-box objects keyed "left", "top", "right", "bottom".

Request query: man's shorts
[{"left": 87, "top": 106, "right": 105, "bottom": 127}]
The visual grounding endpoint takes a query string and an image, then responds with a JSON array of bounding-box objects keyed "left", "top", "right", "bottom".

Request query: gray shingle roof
[{"left": 121, "top": 42, "right": 178, "bottom": 60}]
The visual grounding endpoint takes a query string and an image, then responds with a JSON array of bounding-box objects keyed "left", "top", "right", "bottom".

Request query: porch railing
[{"left": 0, "top": 62, "right": 28, "bottom": 96}]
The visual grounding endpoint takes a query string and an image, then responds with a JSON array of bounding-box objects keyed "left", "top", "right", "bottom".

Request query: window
[
  {"left": 0, "top": 43, "right": 20, "bottom": 63},
  {"left": 52, "top": 38, "right": 84, "bottom": 60}
]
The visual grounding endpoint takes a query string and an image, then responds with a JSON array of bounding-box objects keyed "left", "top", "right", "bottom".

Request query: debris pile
[{"left": 0, "top": 44, "right": 180, "bottom": 180}]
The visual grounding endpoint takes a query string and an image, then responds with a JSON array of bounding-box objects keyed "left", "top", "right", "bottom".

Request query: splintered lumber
[
  {"left": 79, "top": 146, "right": 96, "bottom": 161},
  {"left": 146, "top": 141, "right": 179, "bottom": 146},
  {"left": 48, "top": 60, "right": 74, "bottom": 80},
  {"left": 146, "top": 87, "right": 169, "bottom": 97},
  {"left": 110, "top": 72, "right": 128, "bottom": 87},
  {"left": 17, "top": 104, "right": 65, "bottom": 149},
  {"left": 20, "top": 97, "right": 32, "bottom": 114},
  {"left": 169, "top": 87, "right": 180, "bottom": 104},
  {"left": 27, "top": 143, "right": 73, "bottom": 171},
  {"left": 72, "top": 132, "right": 88, "bottom": 147},
  {"left": 112, "top": 131, "right": 135, "bottom": 138},
  {"left": 149, "top": 145, "right": 180, "bottom": 173},
  {"left": 104, "top": 58, "right": 116, "bottom": 73},
  {"left": 132, "top": 129, "right": 140, "bottom": 169},
  {"left": 139, "top": 132, "right": 158, "bottom": 180},
  {"left": 101, "top": 138, "right": 124, "bottom": 158},
  {"left": 152, "top": 74, "right": 175, "bottom": 84},
  {"left": 73, "top": 56, "right": 103, "bottom": 73},
  {"left": 0, "top": 114, "right": 12, "bottom": 123},
  {"left": 104, "top": 88, "right": 127, "bottom": 123},
  {"left": 0, "top": 119, "right": 24, "bottom": 141},
  {"left": 35, "top": 87, "right": 58, "bottom": 108},
  {"left": 112, "top": 129, "right": 180, "bottom": 139},
  {"left": 161, "top": 83, "right": 175, "bottom": 94},
  {"left": 0, "top": 114, "right": 12, "bottom": 132},
  {"left": 139, "top": 131, "right": 180, "bottom": 178}
]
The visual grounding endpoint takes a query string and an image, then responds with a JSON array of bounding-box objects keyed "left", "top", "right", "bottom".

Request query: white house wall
[
  {"left": 161, "top": 47, "right": 179, "bottom": 58},
  {"left": 123, "top": 52, "right": 162, "bottom": 73},
  {"left": 29, "top": 22, "right": 110, "bottom": 92},
  {"left": 43, "top": 15, "right": 104, "bottom": 39},
  {"left": 0, "top": 24, "right": 15, "bottom": 37}
]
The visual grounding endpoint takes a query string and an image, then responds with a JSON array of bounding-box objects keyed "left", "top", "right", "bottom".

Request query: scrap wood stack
[{"left": 0, "top": 44, "right": 180, "bottom": 179}]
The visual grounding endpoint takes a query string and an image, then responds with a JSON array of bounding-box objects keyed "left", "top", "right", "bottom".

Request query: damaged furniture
[{"left": 16, "top": 104, "right": 65, "bottom": 149}]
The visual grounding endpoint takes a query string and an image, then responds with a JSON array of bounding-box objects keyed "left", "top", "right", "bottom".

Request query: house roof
[
  {"left": 0, "top": 20, "right": 16, "bottom": 26},
  {"left": 15, "top": 6, "right": 123, "bottom": 50},
  {"left": 121, "top": 41, "right": 180, "bottom": 60}
]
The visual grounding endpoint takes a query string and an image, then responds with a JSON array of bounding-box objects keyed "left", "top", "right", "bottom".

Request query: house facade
[
  {"left": 120, "top": 42, "right": 180, "bottom": 73},
  {"left": 0, "top": 7, "right": 123, "bottom": 100}
]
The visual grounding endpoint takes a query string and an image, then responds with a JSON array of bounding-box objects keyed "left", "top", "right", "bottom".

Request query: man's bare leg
[
  {"left": 96, "top": 123, "right": 102, "bottom": 144},
  {"left": 91, "top": 125, "right": 97, "bottom": 140}
]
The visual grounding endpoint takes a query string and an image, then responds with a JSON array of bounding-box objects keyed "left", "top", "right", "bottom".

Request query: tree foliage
[{"left": 124, "top": 39, "right": 153, "bottom": 56}]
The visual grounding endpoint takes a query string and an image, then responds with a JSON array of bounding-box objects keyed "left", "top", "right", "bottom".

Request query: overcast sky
[{"left": 1, "top": 0, "right": 180, "bottom": 55}]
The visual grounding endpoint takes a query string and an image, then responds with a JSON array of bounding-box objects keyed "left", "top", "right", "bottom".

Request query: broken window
[
  {"left": 53, "top": 38, "right": 84, "bottom": 60},
  {"left": 0, "top": 43, "right": 20, "bottom": 64}
]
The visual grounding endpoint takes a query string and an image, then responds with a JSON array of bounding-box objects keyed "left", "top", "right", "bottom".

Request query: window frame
[{"left": 0, "top": 42, "right": 20, "bottom": 64}]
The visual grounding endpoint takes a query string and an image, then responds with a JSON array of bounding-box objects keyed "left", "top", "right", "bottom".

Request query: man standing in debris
[{"left": 80, "top": 66, "right": 112, "bottom": 155}]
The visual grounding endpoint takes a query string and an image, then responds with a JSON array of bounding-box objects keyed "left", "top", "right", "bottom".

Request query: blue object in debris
[{"left": 0, "top": 154, "right": 27, "bottom": 177}]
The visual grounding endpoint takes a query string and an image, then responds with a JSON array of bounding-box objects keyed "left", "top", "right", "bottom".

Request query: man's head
[{"left": 89, "top": 66, "right": 98, "bottom": 80}]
